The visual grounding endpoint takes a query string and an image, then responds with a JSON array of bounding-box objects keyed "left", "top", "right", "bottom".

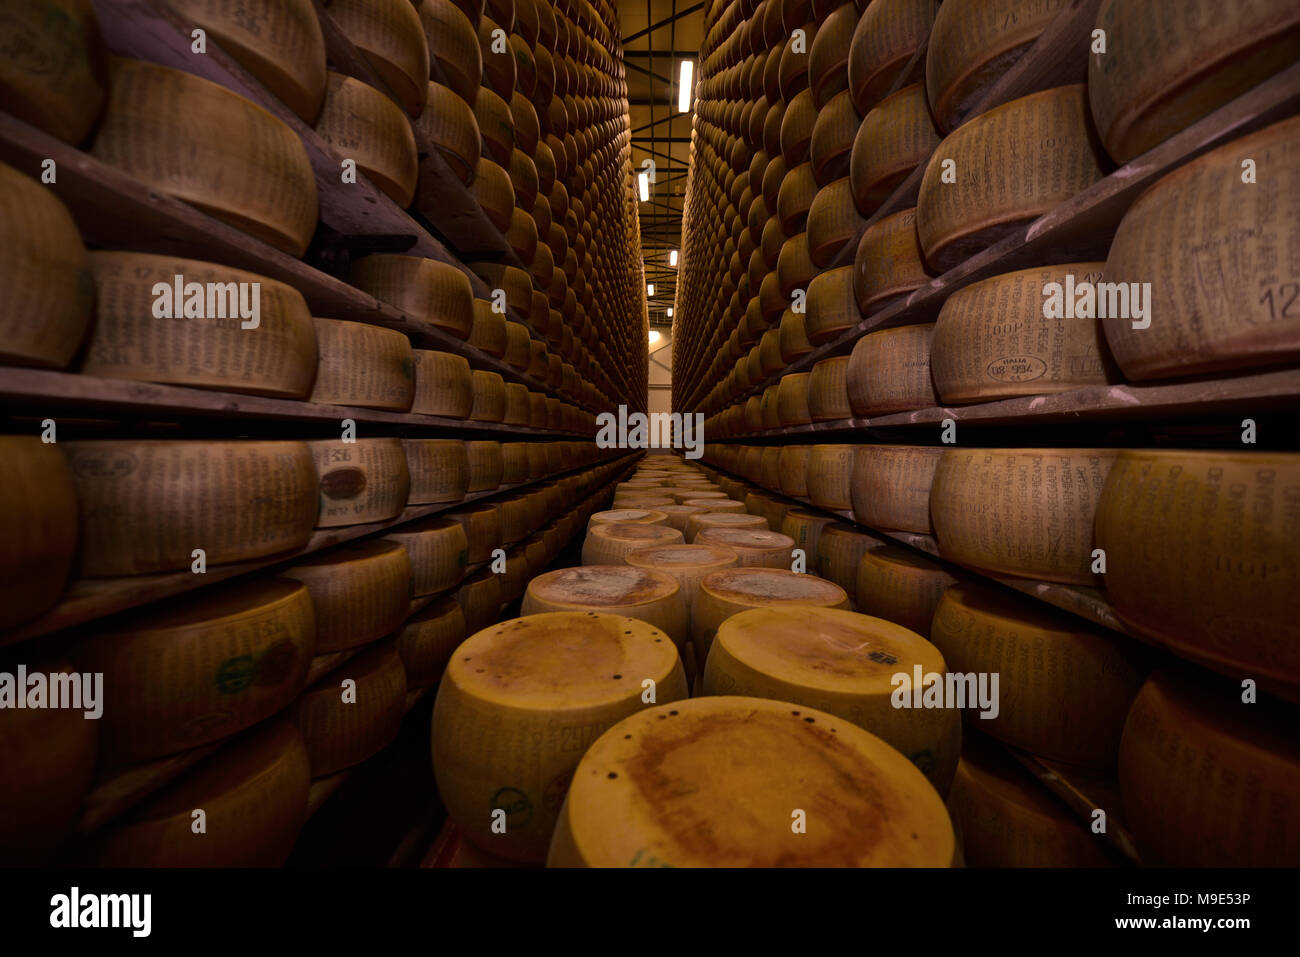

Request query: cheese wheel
[
  {"left": 777, "top": 374, "right": 812, "bottom": 426},
  {"left": 431, "top": 611, "right": 688, "bottom": 861},
  {"left": 807, "top": 355, "right": 852, "bottom": 421},
  {"left": 77, "top": 580, "right": 316, "bottom": 764},
  {"left": 548, "top": 695, "right": 955, "bottom": 867},
  {"left": 465, "top": 440, "right": 503, "bottom": 492},
  {"left": 502, "top": 383, "right": 529, "bottom": 424},
  {"left": 777, "top": 445, "right": 813, "bottom": 498},
  {"left": 469, "top": 298, "right": 508, "bottom": 355},
  {"left": 93, "top": 720, "right": 310, "bottom": 867},
  {"left": 384, "top": 516, "right": 469, "bottom": 597},
  {"left": 816, "top": 524, "right": 878, "bottom": 600},
  {"left": 582, "top": 522, "right": 684, "bottom": 565},
  {"left": 671, "top": 491, "right": 727, "bottom": 505},
  {"left": 469, "top": 370, "right": 507, "bottom": 422},
  {"left": 846, "top": 0, "right": 937, "bottom": 116},
  {"left": 931, "top": 263, "right": 1115, "bottom": 403},
  {"left": 91, "top": 58, "right": 318, "bottom": 256},
  {"left": 950, "top": 730, "right": 1117, "bottom": 867},
  {"left": 66, "top": 440, "right": 317, "bottom": 575},
  {"left": 695, "top": 528, "right": 795, "bottom": 570},
  {"left": 308, "top": 437, "right": 409, "bottom": 527},
  {"left": 1100, "top": 117, "right": 1300, "bottom": 380},
  {"left": 778, "top": 234, "right": 817, "bottom": 297},
  {"left": 693, "top": 568, "right": 849, "bottom": 662},
  {"left": 0, "top": 0, "right": 105, "bottom": 145},
  {"left": 281, "top": 539, "right": 409, "bottom": 653},
  {"left": 804, "top": 265, "right": 859, "bottom": 344},
  {"left": 418, "top": 0, "right": 483, "bottom": 104},
  {"left": 455, "top": 566, "right": 503, "bottom": 633},
  {"left": 469, "top": 156, "right": 514, "bottom": 230},
  {"left": 588, "top": 509, "right": 670, "bottom": 528},
  {"left": 809, "top": 90, "right": 860, "bottom": 185},
  {"left": 1118, "top": 668, "right": 1300, "bottom": 866},
  {"left": 682, "top": 498, "right": 748, "bottom": 514},
  {"left": 853, "top": 207, "right": 932, "bottom": 317},
  {"left": 0, "top": 656, "right": 98, "bottom": 861},
  {"left": 314, "top": 72, "right": 418, "bottom": 206},
  {"left": 850, "top": 83, "right": 940, "bottom": 216},
  {"left": 328, "top": 0, "right": 430, "bottom": 117},
  {"left": 846, "top": 324, "right": 938, "bottom": 415},
  {"left": 82, "top": 251, "right": 315, "bottom": 397},
  {"left": 1095, "top": 450, "right": 1300, "bottom": 701},
  {"left": 1088, "top": 0, "right": 1300, "bottom": 165},
  {"left": 411, "top": 349, "right": 473, "bottom": 418},
  {"left": 653, "top": 505, "right": 709, "bottom": 534},
  {"left": 309, "top": 317, "right": 414, "bottom": 410},
  {"left": 684, "top": 511, "right": 767, "bottom": 545},
  {"left": 445, "top": 503, "right": 501, "bottom": 563},
  {"left": 744, "top": 490, "right": 792, "bottom": 534},
  {"left": 807, "top": 444, "right": 854, "bottom": 509},
  {"left": 0, "top": 162, "right": 93, "bottom": 368},
  {"left": 926, "top": 0, "right": 1072, "bottom": 134},
  {"left": 349, "top": 255, "right": 473, "bottom": 339},
  {"left": 401, "top": 439, "right": 469, "bottom": 504},
  {"left": 704, "top": 605, "right": 960, "bottom": 793},
  {"left": 917, "top": 85, "right": 1108, "bottom": 272},
  {"left": 930, "top": 583, "right": 1145, "bottom": 768},
  {"left": 496, "top": 494, "right": 531, "bottom": 545},
  {"left": 398, "top": 597, "right": 467, "bottom": 688},
  {"left": 778, "top": 509, "right": 836, "bottom": 571},
  {"left": 807, "top": 177, "right": 866, "bottom": 267},
  {"left": 850, "top": 444, "right": 942, "bottom": 533},
  {"left": 623, "top": 544, "right": 740, "bottom": 620},
  {"left": 931, "top": 448, "right": 1116, "bottom": 584},
  {"left": 415, "top": 81, "right": 481, "bottom": 185},
  {"left": 523, "top": 566, "right": 689, "bottom": 646},
  {"left": 499, "top": 443, "right": 528, "bottom": 485},
  {"left": 856, "top": 543, "right": 958, "bottom": 637},
  {"left": 292, "top": 641, "right": 406, "bottom": 775},
  {"left": 474, "top": 85, "right": 515, "bottom": 165},
  {"left": 0, "top": 438, "right": 78, "bottom": 629},
  {"left": 779, "top": 307, "right": 815, "bottom": 363}
]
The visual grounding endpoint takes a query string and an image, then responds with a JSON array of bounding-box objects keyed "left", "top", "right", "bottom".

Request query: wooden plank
[
  {"left": 0, "top": 369, "right": 582, "bottom": 437},
  {"left": 77, "top": 741, "right": 223, "bottom": 835}
]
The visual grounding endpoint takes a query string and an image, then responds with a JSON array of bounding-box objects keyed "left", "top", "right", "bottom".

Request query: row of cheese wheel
[
  {"left": 676, "top": 456, "right": 1300, "bottom": 865},
  {"left": 0, "top": 454, "right": 634, "bottom": 864},
  {"left": 0, "top": 435, "right": 621, "bottom": 631},
  {"left": 706, "top": 443, "right": 1300, "bottom": 704}
]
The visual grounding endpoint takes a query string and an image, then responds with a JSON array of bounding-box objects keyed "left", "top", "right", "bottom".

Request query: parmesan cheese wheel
[
  {"left": 0, "top": 162, "right": 93, "bottom": 368},
  {"left": 850, "top": 445, "right": 942, "bottom": 533},
  {"left": 1099, "top": 117, "right": 1300, "bottom": 380},
  {"left": 445, "top": 503, "right": 501, "bottom": 563},
  {"left": 850, "top": 83, "right": 940, "bottom": 216},
  {"left": 66, "top": 440, "right": 318, "bottom": 575},
  {"left": 469, "top": 158, "right": 514, "bottom": 230},
  {"left": 502, "top": 383, "right": 529, "bottom": 424},
  {"left": 693, "top": 568, "right": 849, "bottom": 662},
  {"left": 92, "top": 720, "right": 310, "bottom": 867},
  {"left": 309, "top": 437, "right": 410, "bottom": 529},
  {"left": 90, "top": 58, "right": 318, "bottom": 257},
  {"left": 1088, "top": 0, "right": 1300, "bottom": 165},
  {"left": 309, "top": 317, "right": 414, "bottom": 410},
  {"left": 916, "top": 85, "right": 1108, "bottom": 272},
  {"left": 810, "top": 90, "right": 861, "bottom": 186},
  {"left": 671, "top": 490, "right": 727, "bottom": 505},
  {"left": 816, "top": 524, "right": 879, "bottom": 600},
  {"left": 777, "top": 373, "right": 812, "bottom": 426},
  {"left": 931, "top": 263, "right": 1115, "bottom": 403},
  {"left": 314, "top": 72, "right": 418, "bottom": 206},
  {"left": 282, "top": 539, "right": 409, "bottom": 653},
  {"left": 930, "top": 583, "right": 1145, "bottom": 768},
  {"left": 805, "top": 265, "right": 860, "bottom": 344},
  {"left": 496, "top": 494, "right": 530, "bottom": 544},
  {"left": 682, "top": 498, "right": 748, "bottom": 514},
  {"left": 78, "top": 580, "right": 316, "bottom": 764},
  {"left": 624, "top": 544, "right": 740, "bottom": 620},
  {"left": 582, "top": 522, "right": 684, "bottom": 565},
  {"left": 349, "top": 255, "right": 473, "bottom": 339},
  {"left": 410, "top": 349, "right": 473, "bottom": 418},
  {"left": 778, "top": 509, "right": 836, "bottom": 571},
  {"left": 474, "top": 85, "right": 515, "bottom": 165},
  {"left": 926, "top": 0, "right": 1072, "bottom": 134},
  {"left": 418, "top": 0, "right": 483, "bottom": 104},
  {"left": 384, "top": 516, "right": 469, "bottom": 597},
  {"left": 0, "top": 438, "right": 78, "bottom": 629},
  {"left": 0, "top": 0, "right": 105, "bottom": 145},
  {"left": 807, "top": 355, "right": 852, "bottom": 421},
  {"left": 499, "top": 443, "right": 528, "bottom": 485},
  {"left": 469, "top": 298, "right": 508, "bottom": 356},
  {"left": 807, "top": 177, "right": 866, "bottom": 267},
  {"left": 415, "top": 81, "right": 481, "bottom": 185},
  {"left": 846, "top": 0, "right": 937, "bottom": 116},
  {"left": 292, "top": 641, "right": 406, "bottom": 775},
  {"left": 950, "top": 730, "right": 1117, "bottom": 867},
  {"left": 695, "top": 528, "right": 795, "bottom": 570},
  {"left": 0, "top": 656, "right": 97, "bottom": 860},
  {"left": 684, "top": 511, "right": 768, "bottom": 545},
  {"left": 845, "top": 323, "right": 938, "bottom": 415},
  {"left": 856, "top": 543, "right": 958, "bottom": 637},
  {"left": 1118, "top": 668, "right": 1300, "bottom": 866},
  {"left": 778, "top": 445, "right": 813, "bottom": 497},
  {"left": 82, "top": 251, "right": 316, "bottom": 397},
  {"left": 744, "top": 490, "right": 792, "bottom": 534},
  {"left": 588, "top": 509, "right": 670, "bottom": 528},
  {"left": 654, "top": 505, "right": 709, "bottom": 534},
  {"left": 329, "top": 0, "right": 430, "bottom": 117},
  {"left": 704, "top": 605, "right": 960, "bottom": 793},
  {"left": 523, "top": 566, "right": 689, "bottom": 646},
  {"left": 779, "top": 307, "right": 815, "bottom": 363},
  {"left": 1094, "top": 450, "right": 1300, "bottom": 701},
  {"left": 401, "top": 439, "right": 469, "bottom": 504},
  {"left": 455, "top": 566, "right": 503, "bottom": 633},
  {"left": 469, "top": 369, "right": 507, "bottom": 422},
  {"left": 398, "top": 597, "right": 466, "bottom": 688},
  {"left": 548, "top": 695, "right": 955, "bottom": 867},
  {"left": 807, "top": 443, "right": 855, "bottom": 509},
  {"left": 853, "top": 207, "right": 932, "bottom": 316},
  {"left": 431, "top": 611, "right": 688, "bottom": 861},
  {"left": 465, "top": 440, "right": 503, "bottom": 492},
  {"left": 931, "top": 448, "right": 1116, "bottom": 584}
]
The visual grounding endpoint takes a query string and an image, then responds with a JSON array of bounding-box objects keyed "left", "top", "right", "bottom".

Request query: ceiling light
[
  {"left": 637, "top": 170, "right": 649, "bottom": 201},
  {"left": 667, "top": 307, "right": 674, "bottom": 317},
  {"left": 647, "top": 283, "right": 655, "bottom": 296},
  {"left": 648, "top": 330, "right": 661, "bottom": 344},
  {"left": 678, "top": 60, "right": 694, "bottom": 113},
  {"left": 669, "top": 249, "right": 678, "bottom": 266}
]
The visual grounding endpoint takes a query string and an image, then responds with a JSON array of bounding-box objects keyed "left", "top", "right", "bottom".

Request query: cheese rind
[
  {"left": 292, "top": 641, "right": 407, "bottom": 775},
  {"left": 282, "top": 540, "right": 410, "bottom": 653},
  {"left": 308, "top": 438, "right": 410, "bottom": 528},
  {"left": 0, "top": 438, "right": 79, "bottom": 629},
  {"left": 310, "top": 317, "right": 414, "bottom": 411},
  {"left": 523, "top": 565, "right": 689, "bottom": 646}
]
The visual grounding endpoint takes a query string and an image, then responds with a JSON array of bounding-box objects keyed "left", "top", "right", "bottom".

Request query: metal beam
[
  {"left": 623, "top": 60, "right": 672, "bottom": 85},
  {"left": 621, "top": 2, "right": 706, "bottom": 44}
]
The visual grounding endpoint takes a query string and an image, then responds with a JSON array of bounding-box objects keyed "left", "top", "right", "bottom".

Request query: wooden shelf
[
  {"left": 0, "top": 368, "right": 588, "bottom": 438},
  {"left": 714, "top": 367, "right": 1300, "bottom": 437},
  {"left": 1, "top": 453, "right": 636, "bottom": 646}
]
